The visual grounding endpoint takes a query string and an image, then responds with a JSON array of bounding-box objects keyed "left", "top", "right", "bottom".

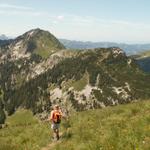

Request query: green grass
[
  {"left": 54, "top": 100, "right": 150, "bottom": 150},
  {"left": 61, "top": 79, "right": 74, "bottom": 92},
  {"left": 61, "top": 73, "right": 88, "bottom": 92},
  {"left": 0, "top": 109, "right": 51, "bottom": 150},
  {"left": 32, "top": 30, "right": 65, "bottom": 59},
  {"left": 72, "top": 73, "right": 88, "bottom": 91},
  {"left": 34, "top": 48, "right": 53, "bottom": 59},
  {"left": 1, "top": 100, "right": 150, "bottom": 150},
  {"left": 138, "top": 50, "right": 150, "bottom": 59},
  {"left": 142, "top": 51, "right": 150, "bottom": 57}
]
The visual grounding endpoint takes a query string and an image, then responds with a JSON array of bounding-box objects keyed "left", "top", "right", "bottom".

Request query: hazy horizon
[{"left": 0, "top": 0, "right": 150, "bottom": 43}]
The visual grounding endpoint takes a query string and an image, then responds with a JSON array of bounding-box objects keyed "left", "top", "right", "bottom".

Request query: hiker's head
[{"left": 54, "top": 105, "right": 59, "bottom": 110}]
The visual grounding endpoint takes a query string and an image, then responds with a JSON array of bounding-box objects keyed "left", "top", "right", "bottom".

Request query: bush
[{"left": 0, "top": 109, "right": 6, "bottom": 124}]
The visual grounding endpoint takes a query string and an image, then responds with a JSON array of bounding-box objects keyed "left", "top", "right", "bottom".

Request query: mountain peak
[
  {"left": 24, "top": 28, "right": 44, "bottom": 37},
  {"left": 5, "top": 28, "right": 65, "bottom": 59}
]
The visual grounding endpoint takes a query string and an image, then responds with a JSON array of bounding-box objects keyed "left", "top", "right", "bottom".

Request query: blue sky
[{"left": 0, "top": 0, "right": 150, "bottom": 43}]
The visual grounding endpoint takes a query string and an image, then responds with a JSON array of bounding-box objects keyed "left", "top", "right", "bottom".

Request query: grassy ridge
[
  {"left": 0, "top": 100, "right": 150, "bottom": 150},
  {"left": 0, "top": 110, "right": 51, "bottom": 150},
  {"left": 55, "top": 100, "right": 150, "bottom": 150},
  {"left": 139, "top": 50, "right": 150, "bottom": 58}
]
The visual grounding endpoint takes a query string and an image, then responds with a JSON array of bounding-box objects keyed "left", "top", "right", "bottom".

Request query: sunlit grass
[
  {"left": 1, "top": 100, "right": 150, "bottom": 150},
  {"left": 54, "top": 100, "right": 150, "bottom": 150},
  {"left": 0, "top": 109, "right": 51, "bottom": 150},
  {"left": 72, "top": 73, "right": 88, "bottom": 91}
]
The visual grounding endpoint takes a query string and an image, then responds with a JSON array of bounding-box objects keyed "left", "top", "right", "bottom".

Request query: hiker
[{"left": 49, "top": 105, "right": 62, "bottom": 141}]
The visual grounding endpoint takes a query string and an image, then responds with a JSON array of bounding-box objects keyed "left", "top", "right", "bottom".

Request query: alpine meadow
[{"left": 0, "top": 0, "right": 150, "bottom": 150}]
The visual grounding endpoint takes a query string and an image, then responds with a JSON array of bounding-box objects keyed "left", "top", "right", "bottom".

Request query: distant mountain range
[
  {"left": 0, "top": 34, "right": 9, "bottom": 40},
  {"left": 1, "top": 35, "right": 150, "bottom": 55},
  {"left": 60, "top": 39, "right": 150, "bottom": 55},
  {"left": 0, "top": 34, "right": 12, "bottom": 47}
]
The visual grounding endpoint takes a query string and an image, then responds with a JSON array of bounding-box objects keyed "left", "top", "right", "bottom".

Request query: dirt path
[
  {"left": 41, "top": 133, "right": 63, "bottom": 150},
  {"left": 41, "top": 141, "right": 60, "bottom": 150}
]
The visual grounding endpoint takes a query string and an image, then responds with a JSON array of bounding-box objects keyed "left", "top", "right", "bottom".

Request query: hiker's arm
[{"left": 50, "top": 111, "right": 54, "bottom": 121}]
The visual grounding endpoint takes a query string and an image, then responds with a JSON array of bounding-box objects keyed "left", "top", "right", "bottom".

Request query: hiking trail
[{"left": 41, "top": 132, "right": 63, "bottom": 150}]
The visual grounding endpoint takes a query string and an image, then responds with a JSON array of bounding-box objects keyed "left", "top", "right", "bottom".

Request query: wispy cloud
[
  {"left": 1, "top": 8, "right": 150, "bottom": 43},
  {"left": 47, "top": 14, "right": 150, "bottom": 43},
  {"left": 57, "top": 15, "right": 64, "bottom": 20},
  {"left": 82, "top": 15, "right": 149, "bottom": 29},
  {"left": 1, "top": 7, "right": 149, "bottom": 31},
  {"left": 0, "top": 9, "right": 48, "bottom": 17},
  {"left": 0, "top": 3, "right": 33, "bottom": 10},
  {"left": 49, "top": 14, "right": 150, "bottom": 30},
  {"left": 0, "top": 5, "right": 148, "bottom": 30}
]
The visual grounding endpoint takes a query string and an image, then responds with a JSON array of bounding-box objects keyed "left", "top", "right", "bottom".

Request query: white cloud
[{"left": 57, "top": 15, "right": 64, "bottom": 20}]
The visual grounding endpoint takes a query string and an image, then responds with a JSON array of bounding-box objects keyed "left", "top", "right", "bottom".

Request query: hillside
[
  {"left": 0, "top": 29, "right": 150, "bottom": 125},
  {"left": 0, "top": 40, "right": 12, "bottom": 47},
  {"left": 53, "top": 100, "right": 150, "bottom": 150},
  {"left": 0, "top": 29, "right": 68, "bottom": 123},
  {"left": 0, "top": 109, "right": 51, "bottom": 150},
  {"left": 141, "top": 51, "right": 150, "bottom": 57},
  {"left": 2, "top": 47, "right": 150, "bottom": 116},
  {"left": 133, "top": 50, "right": 150, "bottom": 73},
  {"left": 0, "top": 100, "right": 150, "bottom": 150}
]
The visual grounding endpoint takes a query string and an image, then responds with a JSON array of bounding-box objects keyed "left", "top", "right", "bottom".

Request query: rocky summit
[
  {"left": 0, "top": 29, "right": 150, "bottom": 124},
  {"left": 0, "top": 28, "right": 65, "bottom": 60}
]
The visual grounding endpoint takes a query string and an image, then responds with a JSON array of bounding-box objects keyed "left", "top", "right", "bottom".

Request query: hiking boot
[{"left": 56, "top": 135, "right": 60, "bottom": 141}]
